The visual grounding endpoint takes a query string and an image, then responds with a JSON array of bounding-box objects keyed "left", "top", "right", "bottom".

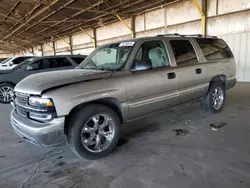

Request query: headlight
[{"left": 29, "top": 97, "right": 54, "bottom": 108}]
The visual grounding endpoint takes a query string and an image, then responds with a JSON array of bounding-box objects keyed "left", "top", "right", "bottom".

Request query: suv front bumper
[{"left": 11, "top": 109, "right": 65, "bottom": 146}]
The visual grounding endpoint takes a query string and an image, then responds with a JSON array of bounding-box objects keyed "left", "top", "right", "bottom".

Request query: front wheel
[
  {"left": 203, "top": 83, "right": 226, "bottom": 114},
  {"left": 67, "top": 104, "right": 121, "bottom": 160},
  {"left": 0, "top": 83, "right": 14, "bottom": 104}
]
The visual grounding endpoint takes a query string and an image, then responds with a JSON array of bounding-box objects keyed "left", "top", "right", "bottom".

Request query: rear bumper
[
  {"left": 11, "top": 109, "right": 65, "bottom": 146},
  {"left": 226, "top": 76, "right": 237, "bottom": 90}
]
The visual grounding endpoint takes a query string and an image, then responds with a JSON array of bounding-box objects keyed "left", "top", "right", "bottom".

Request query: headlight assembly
[{"left": 29, "top": 97, "right": 54, "bottom": 108}]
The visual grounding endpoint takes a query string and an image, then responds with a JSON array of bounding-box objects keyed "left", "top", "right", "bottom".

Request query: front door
[{"left": 127, "top": 40, "right": 179, "bottom": 120}]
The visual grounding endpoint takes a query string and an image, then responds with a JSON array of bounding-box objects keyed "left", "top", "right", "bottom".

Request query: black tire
[
  {"left": 0, "top": 83, "right": 14, "bottom": 104},
  {"left": 203, "top": 82, "right": 226, "bottom": 114},
  {"left": 67, "top": 104, "right": 121, "bottom": 160}
]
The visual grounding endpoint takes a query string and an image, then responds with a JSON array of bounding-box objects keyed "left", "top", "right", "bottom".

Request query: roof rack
[
  {"left": 181, "top": 34, "right": 218, "bottom": 38},
  {"left": 156, "top": 33, "right": 180, "bottom": 37},
  {"left": 156, "top": 33, "right": 217, "bottom": 38}
]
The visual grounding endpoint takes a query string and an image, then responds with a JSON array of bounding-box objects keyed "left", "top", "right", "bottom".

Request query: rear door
[
  {"left": 127, "top": 40, "right": 179, "bottom": 120},
  {"left": 167, "top": 38, "right": 206, "bottom": 104}
]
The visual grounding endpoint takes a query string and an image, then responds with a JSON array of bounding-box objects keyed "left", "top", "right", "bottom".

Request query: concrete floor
[{"left": 1, "top": 83, "right": 250, "bottom": 188}]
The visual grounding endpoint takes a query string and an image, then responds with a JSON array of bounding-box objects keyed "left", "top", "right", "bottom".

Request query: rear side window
[
  {"left": 170, "top": 40, "right": 198, "bottom": 65},
  {"left": 196, "top": 39, "right": 233, "bottom": 61},
  {"left": 49, "top": 58, "right": 72, "bottom": 68},
  {"left": 71, "top": 57, "right": 85, "bottom": 64}
]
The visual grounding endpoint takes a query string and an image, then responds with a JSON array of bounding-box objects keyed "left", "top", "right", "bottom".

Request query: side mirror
[
  {"left": 9, "top": 62, "right": 13, "bottom": 66},
  {"left": 131, "top": 60, "right": 152, "bottom": 72},
  {"left": 26, "top": 65, "right": 33, "bottom": 71}
]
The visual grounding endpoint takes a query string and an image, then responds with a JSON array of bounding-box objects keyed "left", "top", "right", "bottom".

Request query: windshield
[
  {"left": 0, "top": 57, "right": 11, "bottom": 64},
  {"left": 78, "top": 42, "right": 134, "bottom": 71},
  {"left": 13, "top": 58, "right": 35, "bottom": 70}
]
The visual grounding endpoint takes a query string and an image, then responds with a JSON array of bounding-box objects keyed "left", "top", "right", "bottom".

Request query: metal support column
[
  {"left": 69, "top": 35, "right": 73, "bottom": 54},
  {"left": 80, "top": 28, "right": 97, "bottom": 48},
  {"left": 131, "top": 16, "right": 136, "bottom": 38},
  {"left": 31, "top": 47, "right": 34, "bottom": 55},
  {"left": 192, "top": 0, "right": 207, "bottom": 36},
  {"left": 93, "top": 28, "right": 97, "bottom": 48},
  {"left": 116, "top": 14, "right": 135, "bottom": 38},
  {"left": 52, "top": 41, "right": 56, "bottom": 55},
  {"left": 41, "top": 44, "right": 44, "bottom": 56}
]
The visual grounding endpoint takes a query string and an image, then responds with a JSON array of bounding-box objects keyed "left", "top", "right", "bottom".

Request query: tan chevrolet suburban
[{"left": 11, "top": 34, "right": 236, "bottom": 160}]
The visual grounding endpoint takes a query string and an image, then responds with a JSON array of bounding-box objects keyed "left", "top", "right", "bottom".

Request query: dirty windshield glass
[
  {"left": 0, "top": 58, "right": 11, "bottom": 64},
  {"left": 78, "top": 42, "right": 134, "bottom": 70}
]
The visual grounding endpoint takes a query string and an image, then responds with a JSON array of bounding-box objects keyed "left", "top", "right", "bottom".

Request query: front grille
[
  {"left": 15, "top": 92, "right": 30, "bottom": 117},
  {"left": 16, "top": 106, "right": 27, "bottom": 117},
  {"left": 15, "top": 92, "right": 29, "bottom": 105}
]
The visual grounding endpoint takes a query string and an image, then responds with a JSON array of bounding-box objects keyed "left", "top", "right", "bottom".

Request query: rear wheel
[
  {"left": 67, "top": 104, "right": 121, "bottom": 160},
  {"left": 0, "top": 83, "right": 14, "bottom": 104},
  {"left": 203, "top": 82, "right": 226, "bottom": 113}
]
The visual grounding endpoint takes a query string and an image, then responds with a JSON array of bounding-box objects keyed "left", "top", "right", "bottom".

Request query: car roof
[
  {"left": 32, "top": 55, "right": 87, "bottom": 60},
  {"left": 100, "top": 34, "right": 220, "bottom": 46}
]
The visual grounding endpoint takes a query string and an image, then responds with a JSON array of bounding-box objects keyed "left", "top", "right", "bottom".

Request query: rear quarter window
[{"left": 196, "top": 38, "right": 233, "bottom": 61}]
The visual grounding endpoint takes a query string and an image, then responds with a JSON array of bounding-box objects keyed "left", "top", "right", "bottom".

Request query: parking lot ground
[{"left": 0, "top": 83, "right": 250, "bottom": 188}]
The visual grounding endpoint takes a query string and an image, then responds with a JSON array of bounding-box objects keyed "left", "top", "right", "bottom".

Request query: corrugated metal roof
[{"left": 0, "top": 0, "right": 182, "bottom": 53}]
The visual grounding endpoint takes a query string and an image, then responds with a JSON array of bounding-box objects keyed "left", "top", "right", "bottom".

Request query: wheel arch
[
  {"left": 206, "top": 75, "right": 226, "bottom": 93},
  {"left": 64, "top": 97, "right": 124, "bottom": 135}
]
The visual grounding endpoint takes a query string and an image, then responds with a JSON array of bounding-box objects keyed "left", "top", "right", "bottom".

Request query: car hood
[{"left": 15, "top": 69, "right": 112, "bottom": 95}]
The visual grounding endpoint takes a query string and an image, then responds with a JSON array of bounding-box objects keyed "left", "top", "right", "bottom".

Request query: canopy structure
[{"left": 0, "top": 0, "right": 181, "bottom": 53}]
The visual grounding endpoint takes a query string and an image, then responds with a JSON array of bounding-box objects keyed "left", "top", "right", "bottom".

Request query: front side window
[
  {"left": 170, "top": 40, "right": 198, "bottom": 65},
  {"left": 12, "top": 57, "right": 25, "bottom": 65},
  {"left": 132, "top": 41, "right": 170, "bottom": 70},
  {"left": 78, "top": 42, "right": 134, "bottom": 71},
  {"left": 29, "top": 59, "right": 49, "bottom": 70},
  {"left": 13, "top": 58, "right": 35, "bottom": 70},
  {"left": 196, "top": 38, "right": 233, "bottom": 61}
]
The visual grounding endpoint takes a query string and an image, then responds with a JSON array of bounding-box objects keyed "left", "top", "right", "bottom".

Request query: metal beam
[
  {"left": 25, "top": 0, "right": 134, "bottom": 42},
  {"left": 16, "top": 0, "right": 76, "bottom": 37},
  {"left": 0, "top": 1, "right": 20, "bottom": 24},
  {"left": 19, "top": 0, "right": 147, "bottom": 48},
  {"left": 26, "top": 1, "right": 104, "bottom": 40},
  {"left": 104, "top": 1, "right": 135, "bottom": 38},
  {"left": 116, "top": 14, "right": 134, "bottom": 38},
  {"left": 2, "top": 0, "right": 59, "bottom": 40},
  {"left": 56, "top": 35, "right": 70, "bottom": 45},
  {"left": 79, "top": 27, "right": 97, "bottom": 48},
  {"left": 192, "top": 0, "right": 207, "bottom": 36}
]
